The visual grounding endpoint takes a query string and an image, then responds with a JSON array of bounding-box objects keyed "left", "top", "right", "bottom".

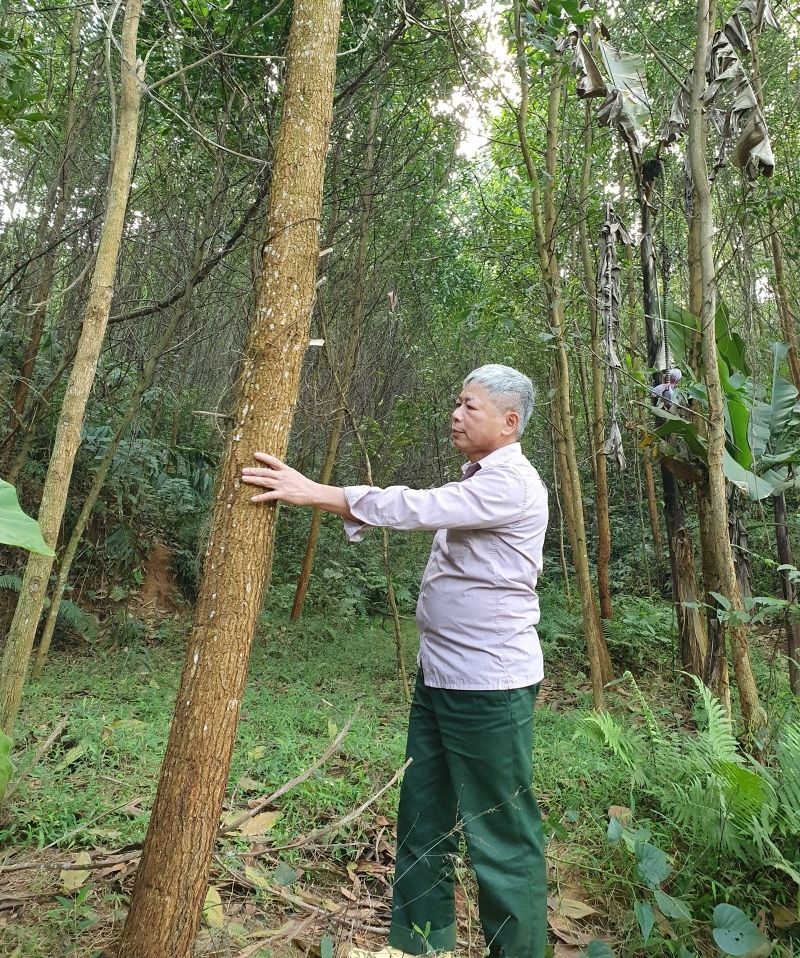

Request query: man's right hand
[{"left": 242, "top": 453, "right": 354, "bottom": 519}]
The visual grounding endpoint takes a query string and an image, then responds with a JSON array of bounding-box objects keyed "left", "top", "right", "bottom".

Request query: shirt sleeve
[{"left": 342, "top": 468, "right": 527, "bottom": 541}]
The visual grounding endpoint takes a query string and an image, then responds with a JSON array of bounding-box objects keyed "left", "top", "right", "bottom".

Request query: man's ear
[{"left": 504, "top": 410, "right": 520, "bottom": 436}]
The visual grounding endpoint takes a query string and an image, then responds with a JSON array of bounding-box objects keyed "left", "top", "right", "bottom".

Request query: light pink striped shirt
[{"left": 343, "top": 443, "right": 548, "bottom": 690}]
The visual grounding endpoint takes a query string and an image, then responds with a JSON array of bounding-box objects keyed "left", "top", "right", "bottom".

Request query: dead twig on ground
[
  {"left": 4, "top": 715, "right": 69, "bottom": 801},
  {"left": 218, "top": 706, "right": 360, "bottom": 838}
]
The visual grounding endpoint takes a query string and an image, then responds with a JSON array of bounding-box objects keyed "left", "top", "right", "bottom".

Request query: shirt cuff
[{"left": 343, "top": 485, "right": 373, "bottom": 542}]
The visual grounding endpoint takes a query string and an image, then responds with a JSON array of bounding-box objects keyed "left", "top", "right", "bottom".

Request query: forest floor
[{"left": 0, "top": 599, "right": 791, "bottom": 957}]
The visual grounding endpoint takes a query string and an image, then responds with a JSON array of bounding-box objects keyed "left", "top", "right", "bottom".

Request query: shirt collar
[{"left": 460, "top": 442, "right": 522, "bottom": 475}]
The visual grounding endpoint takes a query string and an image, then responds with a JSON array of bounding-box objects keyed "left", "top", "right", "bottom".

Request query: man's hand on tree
[{"left": 242, "top": 453, "right": 354, "bottom": 519}]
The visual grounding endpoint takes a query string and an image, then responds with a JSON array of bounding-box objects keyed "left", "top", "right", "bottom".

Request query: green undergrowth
[
  {"left": 3, "top": 590, "right": 796, "bottom": 957},
  {"left": 2, "top": 606, "right": 626, "bottom": 857}
]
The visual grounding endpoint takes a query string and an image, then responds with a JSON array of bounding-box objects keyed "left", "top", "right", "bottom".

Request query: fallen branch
[
  {"left": 4, "top": 715, "right": 69, "bottom": 801},
  {"left": 259, "top": 759, "right": 411, "bottom": 854},
  {"left": 0, "top": 849, "right": 142, "bottom": 875},
  {"left": 218, "top": 707, "right": 359, "bottom": 837}
]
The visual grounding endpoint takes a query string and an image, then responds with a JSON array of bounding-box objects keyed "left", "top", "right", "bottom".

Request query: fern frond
[
  {"left": 625, "top": 671, "right": 664, "bottom": 747},
  {"left": 714, "top": 760, "right": 776, "bottom": 825},
  {"left": 577, "top": 711, "right": 643, "bottom": 774},
  {"left": 688, "top": 674, "right": 738, "bottom": 763},
  {"left": 55, "top": 600, "right": 98, "bottom": 642},
  {"left": 0, "top": 575, "right": 21, "bottom": 592},
  {"left": 776, "top": 723, "right": 800, "bottom": 829}
]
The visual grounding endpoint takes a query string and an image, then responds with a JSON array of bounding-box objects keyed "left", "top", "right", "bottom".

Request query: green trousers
[{"left": 389, "top": 672, "right": 546, "bottom": 958}]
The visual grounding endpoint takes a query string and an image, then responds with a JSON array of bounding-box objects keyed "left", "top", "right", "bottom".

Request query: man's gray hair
[{"left": 464, "top": 364, "right": 535, "bottom": 438}]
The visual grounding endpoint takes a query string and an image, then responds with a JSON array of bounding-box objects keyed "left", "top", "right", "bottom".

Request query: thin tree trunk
[
  {"left": 0, "top": 0, "right": 144, "bottom": 736},
  {"left": 512, "top": 5, "right": 613, "bottom": 695},
  {"left": 638, "top": 167, "right": 707, "bottom": 677},
  {"left": 518, "top": 53, "right": 613, "bottom": 705},
  {"left": 748, "top": 29, "right": 800, "bottom": 391},
  {"left": 774, "top": 492, "right": 800, "bottom": 694},
  {"left": 291, "top": 83, "right": 380, "bottom": 621},
  {"left": 32, "top": 167, "right": 227, "bottom": 676},
  {"left": 116, "top": 0, "right": 342, "bottom": 952},
  {"left": 6, "top": 8, "right": 82, "bottom": 440},
  {"left": 688, "top": 0, "right": 762, "bottom": 737},
  {"left": 579, "top": 109, "right": 612, "bottom": 620}
]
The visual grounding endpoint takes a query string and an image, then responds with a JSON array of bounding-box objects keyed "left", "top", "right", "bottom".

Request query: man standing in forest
[{"left": 243, "top": 364, "right": 549, "bottom": 958}]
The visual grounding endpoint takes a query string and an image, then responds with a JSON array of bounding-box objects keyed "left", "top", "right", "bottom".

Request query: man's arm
[{"left": 242, "top": 453, "right": 354, "bottom": 520}]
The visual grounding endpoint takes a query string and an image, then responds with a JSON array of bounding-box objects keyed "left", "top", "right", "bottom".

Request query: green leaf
[
  {"left": 722, "top": 450, "right": 776, "bottom": 501},
  {"left": 581, "top": 941, "right": 616, "bottom": 958},
  {"left": 664, "top": 298, "right": 699, "bottom": 365},
  {"left": 0, "top": 730, "right": 13, "bottom": 801},
  {"left": 709, "top": 591, "right": 732, "bottom": 611},
  {"left": 712, "top": 903, "right": 770, "bottom": 955},
  {"left": 653, "top": 419, "right": 708, "bottom": 460},
  {"left": 716, "top": 302, "right": 750, "bottom": 376},
  {"left": 654, "top": 889, "right": 693, "bottom": 922},
  {"left": 634, "top": 841, "right": 672, "bottom": 888},
  {"left": 273, "top": 862, "right": 297, "bottom": 886},
  {"left": 769, "top": 372, "right": 798, "bottom": 442},
  {"left": 321, "top": 937, "right": 334, "bottom": 958},
  {"left": 0, "top": 479, "right": 55, "bottom": 555},
  {"left": 635, "top": 900, "right": 655, "bottom": 942}
]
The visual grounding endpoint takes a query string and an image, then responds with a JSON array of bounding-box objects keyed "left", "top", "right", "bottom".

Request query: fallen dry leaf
[
  {"left": 547, "top": 916, "right": 595, "bottom": 946},
  {"left": 556, "top": 898, "right": 597, "bottom": 920},
  {"left": 239, "top": 811, "right": 282, "bottom": 837},
  {"left": 607, "top": 805, "right": 632, "bottom": 826},
  {"left": 554, "top": 945, "right": 583, "bottom": 958},
  {"left": 773, "top": 905, "right": 798, "bottom": 929},
  {"left": 60, "top": 851, "right": 92, "bottom": 892},
  {"left": 202, "top": 886, "right": 224, "bottom": 929}
]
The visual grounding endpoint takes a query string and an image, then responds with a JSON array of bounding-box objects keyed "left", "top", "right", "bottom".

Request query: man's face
[{"left": 451, "top": 383, "right": 519, "bottom": 463}]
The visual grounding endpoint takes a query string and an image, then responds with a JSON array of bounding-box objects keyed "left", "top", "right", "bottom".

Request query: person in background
[{"left": 243, "top": 364, "right": 549, "bottom": 958}]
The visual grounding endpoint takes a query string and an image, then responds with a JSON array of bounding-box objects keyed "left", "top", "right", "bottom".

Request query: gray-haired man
[{"left": 243, "top": 364, "right": 549, "bottom": 957}]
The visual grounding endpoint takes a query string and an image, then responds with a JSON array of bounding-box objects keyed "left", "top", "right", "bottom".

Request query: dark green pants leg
[
  {"left": 390, "top": 673, "right": 547, "bottom": 958},
  {"left": 390, "top": 674, "right": 460, "bottom": 955}
]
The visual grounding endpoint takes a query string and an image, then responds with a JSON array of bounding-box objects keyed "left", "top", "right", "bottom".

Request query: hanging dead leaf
[
  {"left": 202, "top": 886, "right": 225, "bottom": 928},
  {"left": 60, "top": 851, "right": 92, "bottom": 892},
  {"left": 238, "top": 811, "right": 282, "bottom": 837},
  {"left": 773, "top": 905, "right": 799, "bottom": 929}
]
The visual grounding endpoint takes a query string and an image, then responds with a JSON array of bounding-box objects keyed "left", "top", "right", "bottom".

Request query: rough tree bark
[
  {"left": 687, "top": 0, "right": 762, "bottom": 736},
  {"left": 116, "top": 0, "right": 342, "bottom": 952},
  {"left": 0, "top": 0, "right": 145, "bottom": 736}
]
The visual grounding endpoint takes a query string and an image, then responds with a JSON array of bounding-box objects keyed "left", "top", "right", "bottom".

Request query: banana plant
[
  {"left": 0, "top": 478, "right": 54, "bottom": 556},
  {"left": 640, "top": 300, "right": 800, "bottom": 501}
]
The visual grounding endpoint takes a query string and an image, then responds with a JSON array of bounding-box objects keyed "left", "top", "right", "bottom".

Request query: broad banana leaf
[{"left": 0, "top": 479, "right": 55, "bottom": 555}]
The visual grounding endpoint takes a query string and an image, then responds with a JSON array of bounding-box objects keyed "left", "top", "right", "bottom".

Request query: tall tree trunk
[
  {"left": 6, "top": 8, "right": 82, "bottom": 442},
  {"left": 116, "top": 0, "right": 342, "bottom": 953},
  {"left": 32, "top": 165, "right": 228, "bottom": 677},
  {"left": 688, "top": 0, "right": 762, "bottom": 737},
  {"left": 748, "top": 28, "right": 800, "bottom": 694},
  {"left": 748, "top": 29, "right": 800, "bottom": 391},
  {"left": 579, "top": 103, "right": 612, "bottom": 620},
  {"left": 0, "top": 0, "right": 144, "bottom": 736},
  {"left": 291, "top": 83, "right": 379, "bottom": 621},
  {"left": 515, "top": 48, "right": 613, "bottom": 706},
  {"left": 774, "top": 492, "right": 800, "bottom": 694},
  {"left": 639, "top": 173, "right": 707, "bottom": 676}
]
